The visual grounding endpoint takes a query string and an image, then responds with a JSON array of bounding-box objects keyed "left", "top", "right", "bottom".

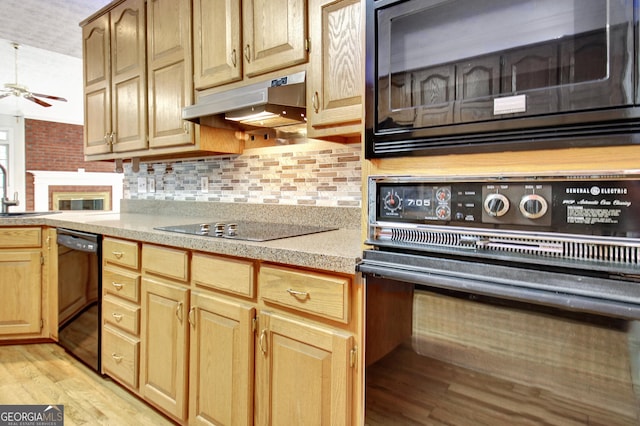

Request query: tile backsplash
[{"left": 124, "top": 142, "right": 362, "bottom": 207}]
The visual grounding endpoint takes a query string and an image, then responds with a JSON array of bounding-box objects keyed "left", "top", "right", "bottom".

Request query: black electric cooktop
[{"left": 155, "top": 220, "right": 337, "bottom": 242}]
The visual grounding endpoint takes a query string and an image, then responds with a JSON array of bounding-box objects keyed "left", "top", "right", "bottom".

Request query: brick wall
[{"left": 24, "top": 119, "right": 115, "bottom": 210}]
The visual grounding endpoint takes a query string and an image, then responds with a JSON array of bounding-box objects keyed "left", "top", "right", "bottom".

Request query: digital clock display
[{"left": 377, "top": 184, "right": 452, "bottom": 221}]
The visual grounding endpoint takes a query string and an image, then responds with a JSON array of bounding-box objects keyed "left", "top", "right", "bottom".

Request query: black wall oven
[
  {"left": 358, "top": 173, "right": 640, "bottom": 423},
  {"left": 365, "top": 0, "right": 640, "bottom": 157},
  {"left": 359, "top": 173, "right": 640, "bottom": 318}
]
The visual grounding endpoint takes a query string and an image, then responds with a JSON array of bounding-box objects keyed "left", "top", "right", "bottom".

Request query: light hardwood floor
[
  {"left": 0, "top": 343, "right": 174, "bottom": 425},
  {"left": 366, "top": 344, "right": 640, "bottom": 426}
]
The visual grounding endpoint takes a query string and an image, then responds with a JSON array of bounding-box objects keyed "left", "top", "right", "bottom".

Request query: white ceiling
[
  {"left": 0, "top": 0, "right": 112, "bottom": 124},
  {"left": 0, "top": 0, "right": 113, "bottom": 58}
]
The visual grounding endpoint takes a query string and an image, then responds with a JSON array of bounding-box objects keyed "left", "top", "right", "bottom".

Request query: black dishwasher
[{"left": 57, "top": 228, "right": 102, "bottom": 373}]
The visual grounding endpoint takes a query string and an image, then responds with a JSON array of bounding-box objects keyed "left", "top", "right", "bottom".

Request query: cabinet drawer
[
  {"left": 103, "top": 268, "right": 141, "bottom": 303},
  {"left": 103, "top": 295, "right": 140, "bottom": 335},
  {"left": 0, "top": 227, "right": 41, "bottom": 248},
  {"left": 259, "top": 265, "right": 350, "bottom": 323},
  {"left": 103, "top": 238, "right": 139, "bottom": 269},
  {"left": 192, "top": 252, "right": 255, "bottom": 297},
  {"left": 142, "top": 244, "right": 189, "bottom": 282},
  {"left": 102, "top": 325, "right": 140, "bottom": 390}
]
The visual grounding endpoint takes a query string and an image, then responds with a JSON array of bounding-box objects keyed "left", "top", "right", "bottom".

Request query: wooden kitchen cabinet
[
  {"left": 101, "top": 237, "right": 141, "bottom": 392},
  {"left": 140, "top": 277, "right": 189, "bottom": 422},
  {"left": 82, "top": 0, "right": 147, "bottom": 157},
  {"left": 147, "top": 0, "right": 194, "bottom": 149},
  {"left": 254, "top": 310, "right": 353, "bottom": 426},
  {"left": 0, "top": 228, "right": 43, "bottom": 338},
  {"left": 82, "top": 0, "right": 243, "bottom": 161},
  {"left": 194, "top": 0, "right": 308, "bottom": 90},
  {"left": 140, "top": 244, "right": 190, "bottom": 423},
  {"left": 188, "top": 291, "right": 255, "bottom": 426},
  {"left": 256, "top": 264, "right": 356, "bottom": 425},
  {"left": 307, "top": 0, "right": 363, "bottom": 140},
  {"left": 243, "top": 0, "right": 308, "bottom": 78},
  {"left": 260, "top": 264, "right": 350, "bottom": 324},
  {"left": 193, "top": 0, "right": 242, "bottom": 89}
]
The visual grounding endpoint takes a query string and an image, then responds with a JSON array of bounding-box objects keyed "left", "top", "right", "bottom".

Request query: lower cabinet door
[
  {"left": 189, "top": 291, "right": 255, "bottom": 426},
  {"left": 254, "top": 311, "right": 354, "bottom": 426},
  {"left": 140, "top": 277, "right": 189, "bottom": 422},
  {"left": 0, "top": 250, "right": 42, "bottom": 337}
]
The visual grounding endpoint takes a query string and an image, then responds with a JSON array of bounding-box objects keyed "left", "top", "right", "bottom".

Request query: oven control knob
[
  {"left": 383, "top": 191, "right": 402, "bottom": 212},
  {"left": 519, "top": 194, "right": 548, "bottom": 219},
  {"left": 484, "top": 193, "right": 510, "bottom": 217},
  {"left": 436, "top": 205, "right": 450, "bottom": 220}
]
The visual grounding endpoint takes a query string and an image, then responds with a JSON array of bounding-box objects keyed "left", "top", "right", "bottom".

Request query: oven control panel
[{"left": 371, "top": 175, "right": 640, "bottom": 237}]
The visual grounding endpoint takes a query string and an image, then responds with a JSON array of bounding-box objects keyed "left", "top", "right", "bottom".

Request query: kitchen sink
[{"left": 0, "top": 211, "right": 62, "bottom": 217}]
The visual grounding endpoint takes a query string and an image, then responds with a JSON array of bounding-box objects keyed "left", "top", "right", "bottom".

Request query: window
[{"left": 0, "top": 133, "right": 8, "bottom": 200}]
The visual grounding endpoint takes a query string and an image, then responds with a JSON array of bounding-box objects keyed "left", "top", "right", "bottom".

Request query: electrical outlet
[
  {"left": 201, "top": 176, "right": 209, "bottom": 193},
  {"left": 147, "top": 176, "right": 156, "bottom": 193},
  {"left": 137, "top": 177, "right": 147, "bottom": 193}
]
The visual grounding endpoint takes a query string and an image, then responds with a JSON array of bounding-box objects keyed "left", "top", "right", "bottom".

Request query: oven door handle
[{"left": 357, "top": 259, "right": 640, "bottom": 320}]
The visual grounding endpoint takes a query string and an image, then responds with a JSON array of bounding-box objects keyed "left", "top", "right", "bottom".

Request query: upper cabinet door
[
  {"left": 194, "top": 0, "right": 242, "bottom": 90},
  {"left": 83, "top": 14, "right": 112, "bottom": 156},
  {"left": 110, "top": 0, "right": 148, "bottom": 153},
  {"left": 243, "top": 0, "right": 308, "bottom": 77},
  {"left": 307, "top": 0, "right": 363, "bottom": 139},
  {"left": 147, "top": 0, "right": 194, "bottom": 148}
]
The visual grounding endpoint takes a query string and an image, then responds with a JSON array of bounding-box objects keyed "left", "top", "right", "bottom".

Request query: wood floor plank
[
  {"left": 0, "top": 343, "right": 172, "bottom": 425},
  {"left": 366, "top": 343, "right": 640, "bottom": 426}
]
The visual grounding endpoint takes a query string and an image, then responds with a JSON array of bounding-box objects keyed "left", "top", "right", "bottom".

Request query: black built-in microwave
[{"left": 365, "top": 0, "right": 640, "bottom": 158}]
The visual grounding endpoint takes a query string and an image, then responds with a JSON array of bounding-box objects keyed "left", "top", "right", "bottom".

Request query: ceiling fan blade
[
  {"left": 0, "top": 93, "right": 12, "bottom": 100},
  {"left": 30, "top": 92, "right": 67, "bottom": 102},
  {"left": 24, "top": 95, "right": 52, "bottom": 107}
]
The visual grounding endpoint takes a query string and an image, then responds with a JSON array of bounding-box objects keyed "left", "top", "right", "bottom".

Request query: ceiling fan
[{"left": 0, "top": 42, "right": 67, "bottom": 107}]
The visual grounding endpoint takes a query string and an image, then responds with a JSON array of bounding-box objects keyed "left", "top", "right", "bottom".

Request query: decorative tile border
[{"left": 124, "top": 142, "right": 362, "bottom": 207}]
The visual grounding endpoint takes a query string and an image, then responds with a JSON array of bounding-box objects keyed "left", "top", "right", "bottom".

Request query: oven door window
[{"left": 376, "top": 0, "right": 634, "bottom": 133}]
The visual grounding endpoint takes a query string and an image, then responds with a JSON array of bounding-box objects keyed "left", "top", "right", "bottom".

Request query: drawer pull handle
[
  {"left": 112, "top": 251, "right": 124, "bottom": 259},
  {"left": 112, "top": 313, "right": 123, "bottom": 322},
  {"left": 111, "top": 282, "right": 123, "bottom": 290},
  {"left": 259, "top": 329, "right": 267, "bottom": 355},
  {"left": 111, "top": 353, "right": 123, "bottom": 362},
  {"left": 286, "top": 288, "right": 309, "bottom": 299}
]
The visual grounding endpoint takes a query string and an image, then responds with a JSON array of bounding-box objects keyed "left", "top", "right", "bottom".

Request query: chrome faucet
[{"left": 0, "top": 164, "right": 19, "bottom": 214}]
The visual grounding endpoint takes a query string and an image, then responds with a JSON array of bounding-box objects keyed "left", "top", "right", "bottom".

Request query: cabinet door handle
[
  {"left": 176, "top": 302, "right": 183, "bottom": 321},
  {"left": 112, "top": 251, "right": 124, "bottom": 259},
  {"left": 259, "top": 329, "right": 267, "bottom": 355},
  {"left": 111, "top": 282, "right": 123, "bottom": 290},
  {"left": 312, "top": 91, "right": 319, "bottom": 114},
  {"left": 188, "top": 307, "right": 195, "bottom": 327},
  {"left": 112, "top": 312, "right": 123, "bottom": 322},
  {"left": 183, "top": 122, "right": 189, "bottom": 134},
  {"left": 287, "top": 288, "right": 309, "bottom": 299},
  {"left": 231, "top": 49, "right": 237, "bottom": 67},
  {"left": 111, "top": 353, "right": 123, "bottom": 362},
  {"left": 244, "top": 44, "right": 251, "bottom": 63},
  {"left": 104, "top": 133, "right": 111, "bottom": 145}
]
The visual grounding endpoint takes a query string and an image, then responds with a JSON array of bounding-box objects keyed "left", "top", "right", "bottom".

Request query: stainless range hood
[{"left": 182, "top": 71, "right": 306, "bottom": 129}]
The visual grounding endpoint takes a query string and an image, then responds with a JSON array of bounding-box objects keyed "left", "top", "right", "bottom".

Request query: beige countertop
[{"left": 1, "top": 207, "right": 363, "bottom": 274}]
